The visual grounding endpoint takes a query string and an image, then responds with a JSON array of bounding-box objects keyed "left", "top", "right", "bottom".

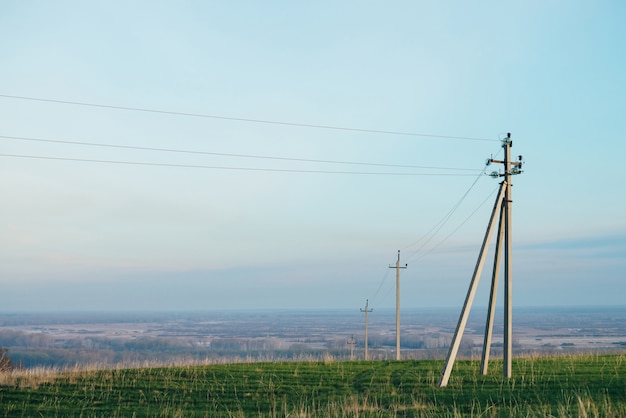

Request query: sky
[{"left": 0, "top": 1, "right": 625, "bottom": 312}]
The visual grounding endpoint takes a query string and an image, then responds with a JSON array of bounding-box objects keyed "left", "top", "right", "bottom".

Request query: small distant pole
[
  {"left": 390, "top": 250, "right": 407, "bottom": 360},
  {"left": 347, "top": 335, "right": 356, "bottom": 360},
  {"left": 360, "top": 299, "right": 373, "bottom": 360}
]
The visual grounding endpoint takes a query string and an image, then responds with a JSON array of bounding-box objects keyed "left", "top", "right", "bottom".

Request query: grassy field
[{"left": 1, "top": 354, "right": 625, "bottom": 417}]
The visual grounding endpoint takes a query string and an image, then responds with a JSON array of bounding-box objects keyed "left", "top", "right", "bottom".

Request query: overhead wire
[
  {"left": 380, "top": 277, "right": 398, "bottom": 304},
  {"left": 412, "top": 184, "right": 501, "bottom": 263},
  {"left": 401, "top": 146, "right": 504, "bottom": 264},
  {"left": 402, "top": 165, "right": 488, "bottom": 264},
  {"left": 366, "top": 252, "right": 399, "bottom": 309},
  {"left": 0, "top": 93, "right": 509, "bottom": 305},
  {"left": 368, "top": 263, "right": 393, "bottom": 306},
  {"left": 412, "top": 135, "right": 520, "bottom": 269},
  {"left": 0, "top": 135, "right": 483, "bottom": 172},
  {"left": 361, "top": 145, "right": 504, "bottom": 306},
  {"left": 0, "top": 94, "right": 500, "bottom": 142},
  {"left": 0, "top": 153, "right": 482, "bottom": 176}
]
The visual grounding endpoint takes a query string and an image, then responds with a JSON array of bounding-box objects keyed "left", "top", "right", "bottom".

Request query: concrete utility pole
[
  {"left": 360, "top": 299, "right": 373, "bottom": 360},
  {"left": 389, "top": 250, "right": 407, "bottom": 360},
  {"left": 502, "top": 133, "right": 515, "bottom": 378},
  {"left": 438, "top": 133, "right": 523, "bottom": 387},
  {"left": 347, "top": 335, "right": 356, "bottom": 361}
]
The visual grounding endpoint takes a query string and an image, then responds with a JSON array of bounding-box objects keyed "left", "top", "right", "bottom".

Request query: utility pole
[
  {"left": 503, "top": 133, "right": 515, "bottom": 378},
  {"left": 389, "top": 250, "right": 407, "bottom": 360},
  {"left": 438, "top": 133, "right": 523, "bottom": 387},
  {"left": 347, "top": 335, "right": 356, "bottom": 361},
  {"left": 360, "top": 299, "right": 373, "bottom": 360}
]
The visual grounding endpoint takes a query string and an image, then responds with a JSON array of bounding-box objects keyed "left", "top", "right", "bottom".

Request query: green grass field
[{"left": 1, "top": 354, "right": 625, "bottom": 417}]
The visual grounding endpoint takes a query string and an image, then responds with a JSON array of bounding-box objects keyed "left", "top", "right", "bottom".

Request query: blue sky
[{"left": 0, "top": 1, "right": 624, "bottom": 311}]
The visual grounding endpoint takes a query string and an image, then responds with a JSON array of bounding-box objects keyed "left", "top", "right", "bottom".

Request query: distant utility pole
[
  {"left": 347, "top": 335, "right": 356, "bottom": 361},
  {"left": 438, "top": 133, "right": 523, "bottom": 387},
  {"left": 389, "top": 250, "right": 407, "bottom": 360},
  {"left": 360, "top": 299, "right": 373, "bottom": 360}
]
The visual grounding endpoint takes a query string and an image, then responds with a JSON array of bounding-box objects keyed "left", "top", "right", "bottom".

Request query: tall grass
[{"left": 0, "top": 354, "right": 625, "bottom": 417}]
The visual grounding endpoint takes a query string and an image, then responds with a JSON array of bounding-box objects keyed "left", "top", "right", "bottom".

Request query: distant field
[
  {"left": 1, "top": 354, "right": 625, "bottom": 417},
  {"left": 3, "top": 307, "right": 626, "bottom": 369}
]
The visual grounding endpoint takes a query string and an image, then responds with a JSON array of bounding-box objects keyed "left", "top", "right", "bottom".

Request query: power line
[
  {"left": 0, "top": 153, "right": 481, "bottom": 176},
  {"left": 0, "top": 94, "right": 499, "bottom": 142},
  {"left": 0, "top": 135, "right": 483, "bottom": 172},
  {"left": 370, "top": 263, "right": 393, "bottom": 305},
  {"left": 366, "top": 150, "right": 499, "bottom": 304},
  {"left": 402, "top": 146, "right": 504, "bottom": 264},
  {"left": 403, "top": 166, "right": 488, "bottom": 263},
  {"left": 412, "top": 184, "right": 501, "bottom": 262}
]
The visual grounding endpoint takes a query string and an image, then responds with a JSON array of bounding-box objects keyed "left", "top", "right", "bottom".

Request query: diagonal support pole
[
  {"left": 480, "top": 197, "right": 505, "bottom": 375},
  {"left": 438, "top": 181, "right": 507, "bottom": 387}
]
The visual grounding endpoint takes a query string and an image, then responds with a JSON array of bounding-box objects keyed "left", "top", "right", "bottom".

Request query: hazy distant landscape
[
  {"left": 2, "top": 306, "right": 625, "bottom": 369},
  {"left": 3, "top": 306, "right": 626, "bottom": 416}
]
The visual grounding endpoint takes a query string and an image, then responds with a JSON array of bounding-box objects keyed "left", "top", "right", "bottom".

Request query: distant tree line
[
  {"left": 4, "top": 328, "right": 606, "bottom": 369},
  {"left": 0, "top": 330, "right": 350, "bottom": 368}
]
